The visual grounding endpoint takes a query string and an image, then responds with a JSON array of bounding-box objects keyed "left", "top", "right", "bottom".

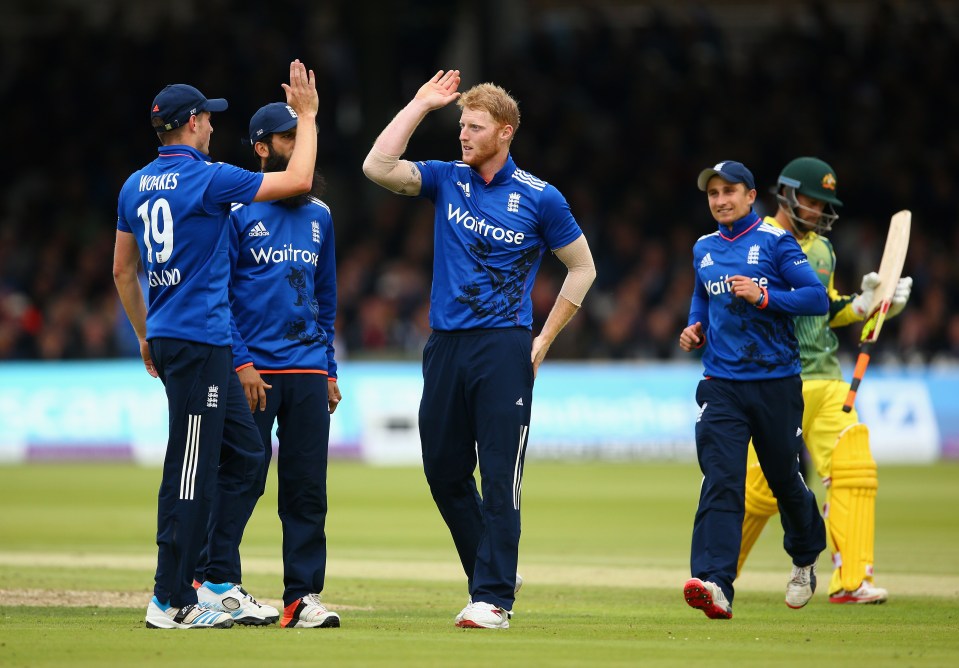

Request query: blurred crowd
[{"left": 1, "top": 0, "right": 957, "bottom": 366}]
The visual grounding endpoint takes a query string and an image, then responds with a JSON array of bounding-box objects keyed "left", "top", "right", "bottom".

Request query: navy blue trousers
[
  {"left": 149, "top": 338, "right": 263, "bottom": 607},
  {"left": 691, "top": 376, "right": 825, "bottom": 604},
  {"left": 251, "top": 373, "right": 331, "bottom": 607},
  {"left": 419, "top": 328, "right": 533, "bottom": 611}
]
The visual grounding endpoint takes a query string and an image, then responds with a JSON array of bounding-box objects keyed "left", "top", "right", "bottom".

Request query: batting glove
[
  {"left": 887, "top": 276, "right": 913, "bottom": 317},
  {"left": 851, "top": 271, "right": 882, "bottom": 318}
]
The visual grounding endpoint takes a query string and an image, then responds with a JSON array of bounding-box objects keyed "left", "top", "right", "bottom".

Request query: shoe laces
[
  {"left": 790, "top": 565, "right": 811, "bottom": 586},
  {"left": 304, "top": 593, "right": 327, "bottom": 609},
  {"left": 235, "top": 585, "right": 260, "bottom": 604},
  {"left": 711, "top": 585, "right": 730, "bottom": 607},
  {"left": 465, "top": 601, "right": 503, "bottom": 615}
]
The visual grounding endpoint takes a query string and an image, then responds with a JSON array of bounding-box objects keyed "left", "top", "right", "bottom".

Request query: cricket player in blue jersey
[
  {"left": 207, "top": 101, "right": 340, "bottom": 629},
  {"left": 113, "top": 61, "right": 318, "bottom": 630},
  {"left": 678, "top": 160, "right": 828, "bottom": 620},
  {"left": 363, "top": 70, "right": 596, "bottom": 629}
]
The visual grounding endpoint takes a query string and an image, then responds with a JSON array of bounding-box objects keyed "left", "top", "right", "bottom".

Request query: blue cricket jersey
[
  {"left": 116, "top": 145, "right": 263, "bottom": 346},
  {"left": 417, "top": 155, "right": 583, "bottom": 330},
  {"left": 688, "top": 210, "right": 828, "bottom": 380},
  {"left": 228, "top": 197, "right": 337, "bottom": 378}
]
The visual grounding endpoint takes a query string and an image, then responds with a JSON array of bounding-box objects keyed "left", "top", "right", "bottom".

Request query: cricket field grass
[{"left": 1, "top": 460, "right": 957, "bottom": 667}]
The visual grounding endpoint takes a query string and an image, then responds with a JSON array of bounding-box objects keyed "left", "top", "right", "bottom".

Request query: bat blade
[
  {"left": 843, "top": 210, "right": 911, "bottom": 412},
  {"left": 863, "top": 209, "right": 911, "bottom": 331}
]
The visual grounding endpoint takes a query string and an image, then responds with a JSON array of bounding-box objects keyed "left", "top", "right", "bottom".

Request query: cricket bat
[{"left": 842, "top": 210, "right": 911, "bottom": 412}]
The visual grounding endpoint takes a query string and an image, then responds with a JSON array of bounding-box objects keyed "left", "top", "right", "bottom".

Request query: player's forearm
[
  {"left": 114, "top": 272, "right": 148, "bottom": 340},
  {"left": 829, "top": 298, "right": 862, "bottom": 328},
  {"left": 372, "top": 99, "right": 432, "bottom": 156},
  {"left": 363, "top": 101, "right": 431, "bottom": 194},
  {"left": 256, "top": 113, "right": 317, "bottom": 201},
  {"left": 229, "top": 314, "right": 253, "bottom": 369},
  {"left": 112, "top": 232, "right": 147, "bottom": 340},
  {"left": 689, "top": 288, "right": 709, "bottom": 328},
  {"left": 553, "top": 235, "right": 596, "bottom": 307},
  {"left": 537, "top": 295, "right": 580, "bottom": 348},
  {"left": 767, "top": 284, "right": 828, "bottom": 316},
  {"left": 285, "top": 112, "right": 318, "bottom": 189}
]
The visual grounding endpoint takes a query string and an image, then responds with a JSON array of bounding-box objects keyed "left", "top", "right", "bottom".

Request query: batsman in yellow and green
[{"left": 738, "top": 156, "right": 913, "bottom": 604}]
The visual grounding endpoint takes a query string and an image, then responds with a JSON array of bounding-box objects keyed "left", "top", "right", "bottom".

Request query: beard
[{"left": 263, "top": 147, "right": 327, "bottom": 208}]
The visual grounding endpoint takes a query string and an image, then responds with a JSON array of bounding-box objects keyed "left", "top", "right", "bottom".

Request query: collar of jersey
[
  {"left": 718, "top": 210, "right": 761, "bottom": 241},
  {"left": 157, "top": 144, "right": 209, "bottom": 161},
  {"left": 479, "top": 153, "right": 516, "bottom": 186},
  {"left": 764, "top": 214, "right": 818, "bottom": 248}
]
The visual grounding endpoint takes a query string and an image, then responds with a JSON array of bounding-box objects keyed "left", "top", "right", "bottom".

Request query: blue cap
[
  {"left": 697, "top": 160, "right": 756, "bottom": 191},
  {"left": 151, "top": 84, "right": 228, "bottom": 132},
  {"left": 248, "top": 102, "right": 299, "bottom": 144}
]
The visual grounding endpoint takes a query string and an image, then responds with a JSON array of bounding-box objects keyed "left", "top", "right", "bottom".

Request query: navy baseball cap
[
  {"left": 151, "top": 84, "right": 228, "bottom": 132},
  {"left": 248, "top": 102, "right": 299, "bottom": 144},
  {"left": 697, "top": 160, "right": 756, "bottom": 191}
]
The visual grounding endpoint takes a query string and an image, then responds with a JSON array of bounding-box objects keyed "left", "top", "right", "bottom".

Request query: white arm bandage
[
  {"left": 553, "top": 234, "right": 596, "bottom": 307},
  {"left": 362, "top": 147, "right": 421, "bottom": 195}
]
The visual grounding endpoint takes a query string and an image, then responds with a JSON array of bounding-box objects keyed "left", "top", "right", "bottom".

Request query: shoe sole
[
  {"left": 233, "top": 615, "right": 279, "bottom": 626},
  {"left": 683, "top": 579, "right": 732, "bottom": 620},
  {"left": 455, "top": 619, "right": 509, "bottom": 629},
  {"left": 785, "top": 590, "right": 814, "bottom": 609},
  {"left": 281, "top": 615, "right": 341, "bottom": 628},
  {"left": 145, "top": 617, "right": 234, "bottom": 629},
  {"left": 828, "top": 595, "right": 887, "bottom": 604}
]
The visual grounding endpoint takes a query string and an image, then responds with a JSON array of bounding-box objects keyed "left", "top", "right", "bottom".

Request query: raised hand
[
  {"left": 414, "top": 69, "right": 461, "bottom": 111},
  {"left": 282, "top": 59, "right": 319, "bottom": 117}
]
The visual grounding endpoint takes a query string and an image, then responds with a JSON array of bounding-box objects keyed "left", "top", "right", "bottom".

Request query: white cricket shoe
[
  {"left": 785, "top": 563, "right": 818, "bottom": 609},
  {"left": 829, "top": 582, "right": 888, "bottom": 604},
  {"left": 455, "top": 573, "right": 524, "bottom": 623},
  {"left": 683, "top": 578, "right": 733, "bottom": 620},
  {"left": 281, "top": 593, "right": 341, "bottom": 628},
  {"left": 196, "top": 581, "right": 279, "bottom": 625},
  {"left": 455, "top": 601, "right": 510, "bottom": 629},
  {"left": 145, "top": 596, "right": 234, "bottom": 629}
]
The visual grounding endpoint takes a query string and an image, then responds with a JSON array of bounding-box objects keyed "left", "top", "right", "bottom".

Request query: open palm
[{"left": 415, "top": 69, "right": 461, "bottom": 110}]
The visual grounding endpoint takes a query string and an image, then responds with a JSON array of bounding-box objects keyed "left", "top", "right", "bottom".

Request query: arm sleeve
[
  {"left": 768, "top": 235, "right": 829, "bottom": 316},
  {"left": 688, "top": 257, "right": 709, "bottom": 330},
  {"left": 206, "top": 163, "right": 264, "bottom": 208},
  {"left": 415, "top": 160, "right": 441, "bottom": 202},
  {"left": 539, "top": 185, "right": 583, "bottom": 251},
  {"left": 552, "top": 234, "right": 596, "bottom": 307},
  {"left": 315, "top": 213, "right": 338, "bottom": 379},
  {"left": 362, "top": 148, "right": 422, "bottom": 196},
  {"left": 230, "top": 310, "right": 253, "bottom": 370},
  {"left": 117, "top": 180, "right": 134, "bottom": 233},
  {"left": 227, "top": 211, "right": 254, "bottom": 369}
]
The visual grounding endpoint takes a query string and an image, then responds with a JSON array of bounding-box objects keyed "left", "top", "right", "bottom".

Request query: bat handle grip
[{"left": 842, "top": 344, "right": 873, "bottom": 413}]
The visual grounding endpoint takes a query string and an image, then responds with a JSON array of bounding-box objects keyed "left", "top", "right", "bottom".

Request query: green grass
[{"left": 1, "top": 461, "right": 958, "bottom": 667}]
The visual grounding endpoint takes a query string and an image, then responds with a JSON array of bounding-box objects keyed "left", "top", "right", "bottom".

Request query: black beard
[{"left": 263, "top": 148, "right": 327, "bottom": 208}]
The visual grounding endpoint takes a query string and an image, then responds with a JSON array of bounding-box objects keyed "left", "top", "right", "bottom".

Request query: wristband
[{"left": 755, "top": 286, "right": 769, "bottom": 310}]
